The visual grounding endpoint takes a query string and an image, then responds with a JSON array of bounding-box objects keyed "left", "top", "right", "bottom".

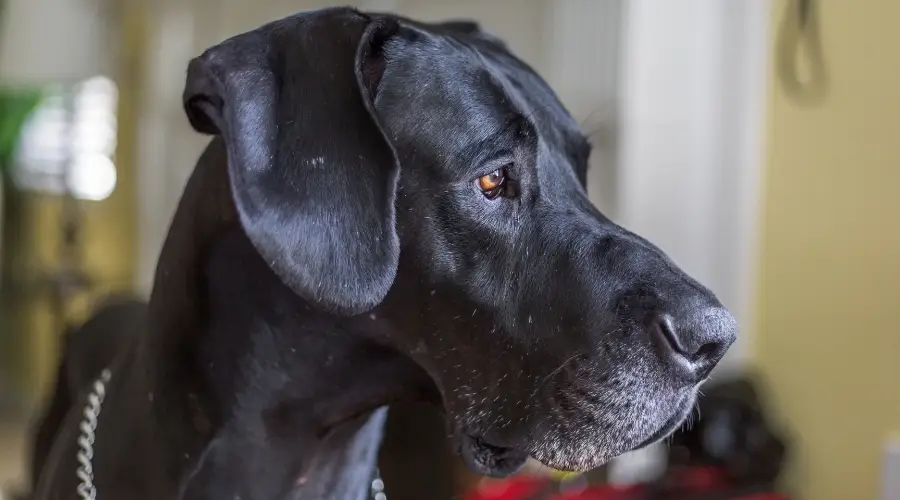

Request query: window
[{"left": 12, "top": 75, "right": 118, "bottom": 201}]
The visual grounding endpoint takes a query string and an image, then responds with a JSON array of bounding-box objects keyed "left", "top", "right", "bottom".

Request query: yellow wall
[{"left": 756, "top": 1, "right": 900, "bottom": 499}]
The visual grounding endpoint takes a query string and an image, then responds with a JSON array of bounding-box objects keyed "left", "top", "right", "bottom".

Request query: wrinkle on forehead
[
  {"left": 472, "top": 42, "right": 587, "bottom": 141},
  {"left": 377, "top": 25, "right": 591, "bottom": 188}
]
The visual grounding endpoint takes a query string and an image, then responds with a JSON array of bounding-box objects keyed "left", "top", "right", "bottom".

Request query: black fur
[
  {"left": 31, "top": 7, "right": 736, "bottom": 500},
  {"left": 28, "top": 297, "right": 144, "bottom": 492}
]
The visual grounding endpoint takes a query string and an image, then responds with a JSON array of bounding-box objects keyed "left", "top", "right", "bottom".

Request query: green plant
[{"left": 0, "top": 89, "right": 42, "bottom": 174}]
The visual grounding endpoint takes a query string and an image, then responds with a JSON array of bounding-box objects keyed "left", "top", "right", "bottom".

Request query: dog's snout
[{"left": 648, "top": 307, "right": 736, "bottom": 383}]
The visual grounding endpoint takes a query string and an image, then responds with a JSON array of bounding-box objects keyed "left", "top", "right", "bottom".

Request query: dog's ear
[{"left": 183, "top": 9, "right": 400, "bottom": 316}]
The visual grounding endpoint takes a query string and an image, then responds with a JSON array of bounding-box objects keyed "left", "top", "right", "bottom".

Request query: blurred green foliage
[{"left": 0, "top": 89, "right": 42, "bottom": 173}]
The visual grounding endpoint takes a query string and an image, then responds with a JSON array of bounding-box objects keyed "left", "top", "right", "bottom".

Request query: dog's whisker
[{"left": 528, "top": 352, "right": 586, "bottom": 401}]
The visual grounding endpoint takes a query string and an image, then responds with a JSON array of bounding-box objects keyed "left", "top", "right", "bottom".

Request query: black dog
[{"left": 32, "top": 7, "right": 736, "bottom": 500}]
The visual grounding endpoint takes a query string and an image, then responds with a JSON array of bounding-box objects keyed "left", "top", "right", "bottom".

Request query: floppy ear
[{"left": 183, "top": 8, "right": 401, "bottom": 315}]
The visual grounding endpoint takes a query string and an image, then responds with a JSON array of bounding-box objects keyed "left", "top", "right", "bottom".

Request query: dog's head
[{"left": 183, "top": 7, "right": 736, "bottom": 478}]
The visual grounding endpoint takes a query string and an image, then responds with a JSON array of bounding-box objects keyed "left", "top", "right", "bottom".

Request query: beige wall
[
  {"left": 755, "top": 1, "right": 900, "bottom": 499},
  {"left": 22, "top": 4, "right": 141, "bottom": 400}
]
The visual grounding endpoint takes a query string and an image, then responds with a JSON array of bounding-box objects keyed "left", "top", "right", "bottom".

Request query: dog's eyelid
[
  {"left": 475, "top": 159, "right": 513, "bottom": 178},
  {"left": 473, "top": 153, "right": 514, "bottom": 177}
]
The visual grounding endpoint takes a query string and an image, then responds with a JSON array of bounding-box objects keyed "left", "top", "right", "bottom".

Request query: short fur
[{"left": 31, "top": 7, "right": 736, "bottom": 500}]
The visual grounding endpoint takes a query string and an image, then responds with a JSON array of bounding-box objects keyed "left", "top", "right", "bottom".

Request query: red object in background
[
  {"left": 464, "top": 467, "right": 791, "bottom": 500},
  {"left": 664, "top": 466, "right": 730, "bottom": 492},
  {"left": 556, "top": 484, "right": 643, "bottom": 500},
  {"left": 465, "top": 476, "right": 643, "bottom": 500},
  {"left": 464, "top": 476, "right": 546, "bottom": 500}
]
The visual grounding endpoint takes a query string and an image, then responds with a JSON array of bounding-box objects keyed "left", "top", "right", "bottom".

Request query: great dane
[{"left": 31, "top": 7, "right": 736, "bottom": 500}]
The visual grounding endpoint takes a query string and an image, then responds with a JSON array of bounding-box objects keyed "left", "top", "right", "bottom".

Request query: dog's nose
[{"left": 648, "top": 307, "right": 736, "bottom": 383}]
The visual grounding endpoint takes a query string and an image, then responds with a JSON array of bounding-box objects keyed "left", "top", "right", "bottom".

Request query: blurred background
[{"left": 0, "top": 0, "right": 897, "bottom": 499}]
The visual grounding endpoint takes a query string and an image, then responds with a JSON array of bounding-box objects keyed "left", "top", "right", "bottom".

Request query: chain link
[
  {"left": 75, "top": 369, "right": 111, "bottom": 500},
  {"left": 370, "top": 468, "right": 386, "bottom": 500}
]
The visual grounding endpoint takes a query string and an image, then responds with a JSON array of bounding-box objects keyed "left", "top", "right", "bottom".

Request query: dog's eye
[{"left": 477, "top": 167, "right": 508, "bottom": 199}]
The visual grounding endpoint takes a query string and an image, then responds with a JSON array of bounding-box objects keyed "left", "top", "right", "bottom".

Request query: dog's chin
[
  {"left": 634, "top": 399, "right": 694, "bottom": 449},
  {"left": 452, "top": 389, "right": 697, "bottom": 476},
  {"left": 455, "top": 413, "right": 685, "bottom": 478},
  {"left": 525, "top": 408, "right": 692, "bottom": 472},
  {"left": 506, "top": 393, "right": 696, "bottom": 474},
  {"left": 457, "top": 433, "right": 530, "bottom": 478}
]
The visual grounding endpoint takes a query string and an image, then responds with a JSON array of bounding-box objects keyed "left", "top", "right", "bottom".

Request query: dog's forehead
[
  {"left": 377, "top": 23, "right": 588, "bottom": 175},
  {"left": 469, "top": 39, "right": 585, "bottom": 148}
]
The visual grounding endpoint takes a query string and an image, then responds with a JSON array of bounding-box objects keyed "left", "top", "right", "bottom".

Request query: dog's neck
[
  {"left": 169, "top": 229, "right": 416, "bottom": 499},
  {"left": 121, "top": 140, "right": 429, "bottom": 499}
]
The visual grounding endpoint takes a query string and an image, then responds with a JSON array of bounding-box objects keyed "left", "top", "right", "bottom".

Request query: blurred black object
[{"left": 660, "top": 376, "right": 789, "bottom": 493}]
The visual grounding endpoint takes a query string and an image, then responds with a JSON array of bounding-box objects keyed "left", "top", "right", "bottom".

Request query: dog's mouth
[
  {"left": 452, "top": 389, "right": 698, "bottom": 477},
  {"left": 458, "top": 432, "right": 530, "bottom": 478}
]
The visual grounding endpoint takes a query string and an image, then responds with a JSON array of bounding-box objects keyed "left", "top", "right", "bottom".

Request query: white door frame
[
  {"left": 607, "top": 1, "right": 770, "bottom": 482},
  {"left": 617, "top": 0, "right": 770, "bottom": 371}
]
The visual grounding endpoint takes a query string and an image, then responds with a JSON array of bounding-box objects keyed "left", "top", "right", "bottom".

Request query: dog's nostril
[
  {"left": 694, "top": 341, "right": 722, "bottom": 364},
  {"left": 648, "top": 309, "right": 734, "bottom": 383},
  {"left": 651, "top": 314, "right": 685, "bottom": 355},
  {"left": 692, "top": 342, "right": 723, "bottom": 380}
]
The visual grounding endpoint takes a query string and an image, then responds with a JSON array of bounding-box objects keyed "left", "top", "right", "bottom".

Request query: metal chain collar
[
  {"left": 75, "top": 369, "right": 111, "bottom": 500},
  {"left": 74, "top": 369, "right": 386, "bottom": 499},
  {"left": 370, "top": 470, "right": 386, "bottom": 500}
]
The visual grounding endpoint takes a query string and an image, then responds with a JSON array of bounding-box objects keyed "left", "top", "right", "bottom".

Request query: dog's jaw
[
  {"left": 526, "top": 386, "right": 698, "bottom": 472},
  {"left": 432, "top": 355, "right": 702, "bottom": 475}
]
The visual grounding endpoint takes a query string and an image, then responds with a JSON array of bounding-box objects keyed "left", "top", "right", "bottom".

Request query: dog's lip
[{"left": 457, "top": 431, "right": 530, "bottom": 478}]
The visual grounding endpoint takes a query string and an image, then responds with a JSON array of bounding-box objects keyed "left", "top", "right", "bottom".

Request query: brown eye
[{"left": 477, "top": 168, "right": 507, "bottom": 198}]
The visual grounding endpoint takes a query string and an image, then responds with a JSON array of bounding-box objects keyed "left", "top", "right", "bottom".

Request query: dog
[{"left": 31, "top": 7, "right": 736, "bottom": 499}]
